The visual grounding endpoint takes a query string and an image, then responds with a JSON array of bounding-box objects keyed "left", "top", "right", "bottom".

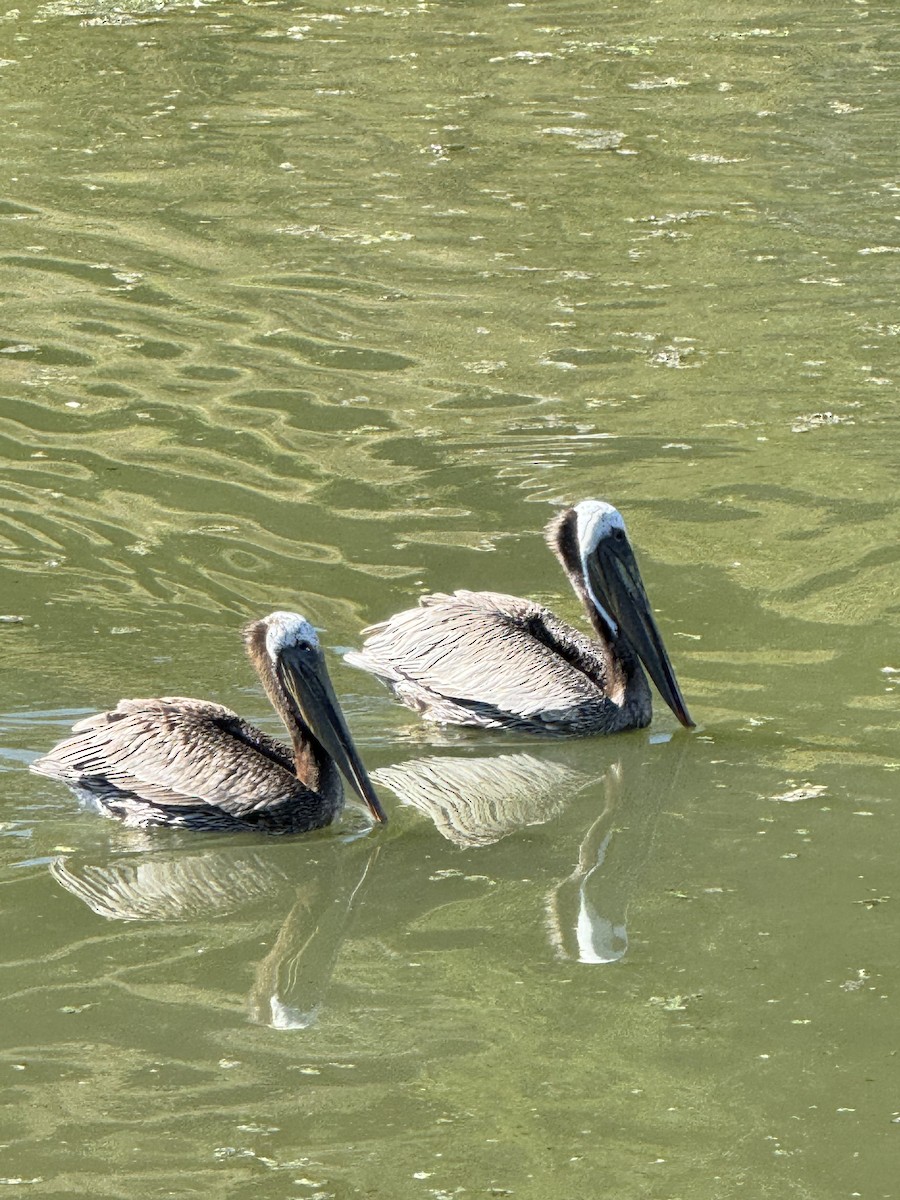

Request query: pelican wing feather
[
  {"left": 33, "top": 697, "right": 303, "bottom": 816},
  {"left": 346, "top": 590, "right": 614, "bottom": 734}
]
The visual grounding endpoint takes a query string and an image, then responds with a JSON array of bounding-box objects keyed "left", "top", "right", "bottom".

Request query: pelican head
[
  {"left": 248, "top": 611, "right": 387, "bottom": 823},
  {"left": 558, "top": 502, "right": 694, "bottom": 729}
]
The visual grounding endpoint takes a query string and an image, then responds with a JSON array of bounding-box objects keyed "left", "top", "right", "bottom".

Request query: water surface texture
[{"left": 1, "top": 1, "right": 898, "bottom": 1196}]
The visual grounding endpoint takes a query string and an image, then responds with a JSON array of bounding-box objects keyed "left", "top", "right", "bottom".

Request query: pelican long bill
[
  {"left": 278, "top": 647, "right": 388, "bottom": 824},
  {"left": 585, "top": 536, "right": 694, "bottom": 730}
]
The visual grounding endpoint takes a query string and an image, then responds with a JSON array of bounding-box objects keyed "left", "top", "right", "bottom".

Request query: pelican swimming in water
[
  {"left": 31, "top": 611, "right": 387, "bottom": 833},
  {"left": 345, "top": 501, "right": 694, "bottom": 736}
]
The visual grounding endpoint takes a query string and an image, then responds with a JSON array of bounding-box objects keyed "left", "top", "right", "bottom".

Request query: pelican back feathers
[
  {"left": 345, "top": 589, "right": 643, "bottom": 736},
  {"left": 32, "top": 696, "right": 342, "bottom": 833}
]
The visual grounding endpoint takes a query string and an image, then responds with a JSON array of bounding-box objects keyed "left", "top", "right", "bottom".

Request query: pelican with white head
[
  {"left": 346, "top": 501, "right": 695, "bottom": 736},
  {"left": 32, "top": 610, "right": 387, "bottom": 831}
]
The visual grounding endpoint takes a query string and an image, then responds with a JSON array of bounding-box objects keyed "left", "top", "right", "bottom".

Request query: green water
[{"left": 1, "top": 0, "right": 897, "bottom": 1195}]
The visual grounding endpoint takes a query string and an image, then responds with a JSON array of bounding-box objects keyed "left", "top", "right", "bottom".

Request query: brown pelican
[
  {"left": 31, "top": 611, "right": 387, "bottom": 833},
  {"left": 345, "top": 501, "right": 694, "bottom": 736}
]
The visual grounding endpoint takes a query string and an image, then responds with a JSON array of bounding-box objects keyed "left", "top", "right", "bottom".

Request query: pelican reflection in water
[
  {"left": 374, "top": 752, "right": 591, "bottom": 847},
  {"left": 32, "top": 611, "right": 386, "bottom": 833},
  {"left": 50, "top": 837, "right": 379, "bottom": 1029},
  {"left": 346, "top": 501, "right": 694, "bottom": 736},
  {"left": 375, "top": 750, "right": 630, "bottom": 963}
]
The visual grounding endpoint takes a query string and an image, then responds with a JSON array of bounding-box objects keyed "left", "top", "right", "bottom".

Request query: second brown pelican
[
  {"left": 31, "top": 611, "right": 387, "bottom": 833},
  {"left": 345, "top": 501, "right": 694, "bottom": 736}
]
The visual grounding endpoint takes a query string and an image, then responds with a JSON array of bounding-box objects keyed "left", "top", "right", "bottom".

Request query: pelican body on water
[
  {"left": 346, "top": 501, "right": 694, "bottom": 737},
  {"left": 31, "top": 612, "right": 387, "bottom": 833}
]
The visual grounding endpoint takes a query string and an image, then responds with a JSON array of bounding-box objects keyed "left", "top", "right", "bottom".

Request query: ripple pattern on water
[{"left": 1, "top": 1, "right": 899, "bottom": 1196}]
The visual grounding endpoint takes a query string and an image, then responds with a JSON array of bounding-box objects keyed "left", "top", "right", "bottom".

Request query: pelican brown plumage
[
  {"left": 31, "top": 611, "right": 387, "bottom": 833},
  {"left": 345, "top": 501, "right": 694, "bottom": 736}
]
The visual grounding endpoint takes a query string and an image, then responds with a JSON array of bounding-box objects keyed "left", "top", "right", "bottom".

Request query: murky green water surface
[{"left": 1, "top": 0, "right": 898, "bottom": 1195}]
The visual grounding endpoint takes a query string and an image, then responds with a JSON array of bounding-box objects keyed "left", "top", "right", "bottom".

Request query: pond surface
[{"left": 1, "top": 0, "right": 898, "bottom": 1196}]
